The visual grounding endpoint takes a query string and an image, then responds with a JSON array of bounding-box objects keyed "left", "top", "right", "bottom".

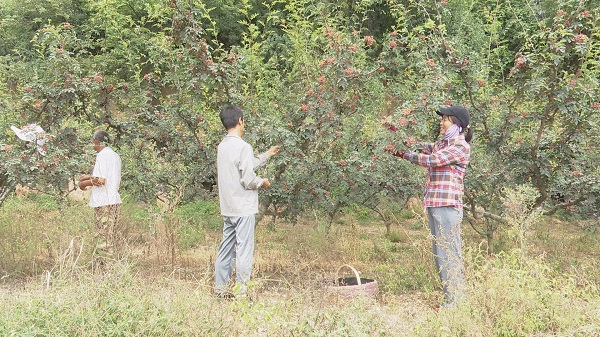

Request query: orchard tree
[
  {"left": 462, "top": 2, "right": 600, "bottom": 245},
  {"left": 499, "top": 5, "right": 600, "bottom": 214},
  {"left": 218, "top": 0, "right": 426, "bottom": 231},
  {"left": 0, "top": 0, "right": 234, "bottom": 208},
  {"left": 453, "top": 1, "right": 597, "bottom": 249},
  {"left": 0, "top": 22, "right": 109, "bottom": 206},
  {"left": 1, "top": 0, "right": 598, "bottom": 245},
  {"left": 116, "top": 1, "right": 230, "bottom": 206},
  {"left": 369, "top": 0, "right": 600, "bottom": 249}
]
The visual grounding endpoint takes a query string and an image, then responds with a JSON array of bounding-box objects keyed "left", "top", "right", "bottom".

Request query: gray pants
[
  {"left": 214, "top": 215, "right": 255, "bottom": 295},
  {"left": 427, "top": 207, "right": 466, "bottom": 306}
]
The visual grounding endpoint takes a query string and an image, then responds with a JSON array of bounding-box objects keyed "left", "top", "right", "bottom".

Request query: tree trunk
[{"left": 0, "top": 172, "right": 15, "bottom": 208}]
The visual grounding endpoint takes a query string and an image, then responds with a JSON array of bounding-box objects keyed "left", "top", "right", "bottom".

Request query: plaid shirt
[{"left": 404, "top": 134, "right": 470, "bottom": 208}]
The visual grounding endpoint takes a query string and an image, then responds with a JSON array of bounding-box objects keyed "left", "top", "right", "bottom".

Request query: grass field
[{"left": 0, "top": 193, "right": 599, "bottom": 336}]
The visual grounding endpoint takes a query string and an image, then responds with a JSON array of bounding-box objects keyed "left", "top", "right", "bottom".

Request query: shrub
[{"left": 171, "top": 199, "right": 221, "bottom": 250}]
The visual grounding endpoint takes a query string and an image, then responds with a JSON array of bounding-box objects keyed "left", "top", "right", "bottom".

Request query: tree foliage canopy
[{"left": 1, "top": 0, "right": 598, "bottom": 233}]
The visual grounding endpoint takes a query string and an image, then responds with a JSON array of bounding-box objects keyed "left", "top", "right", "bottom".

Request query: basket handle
[{"left": 336, "top": 264, "right": 362, "bottom": 286}]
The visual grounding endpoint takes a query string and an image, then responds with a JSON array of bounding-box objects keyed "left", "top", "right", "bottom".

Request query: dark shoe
[{"left": 216, "top": 292, "right": 234, "bottom": 300}]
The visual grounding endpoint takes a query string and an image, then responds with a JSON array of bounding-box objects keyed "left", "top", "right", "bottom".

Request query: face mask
[{"left": 444, "top": 124, "right": 462, "bottom": 139}]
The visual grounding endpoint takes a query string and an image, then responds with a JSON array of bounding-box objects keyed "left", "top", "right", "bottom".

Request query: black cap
[{"left": 437, "top": 106, "right": 470, "bottom": 128}]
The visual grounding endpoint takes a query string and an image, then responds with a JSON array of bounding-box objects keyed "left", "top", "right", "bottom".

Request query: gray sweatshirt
[{"left": 217, "top": 134, "right": 269, "bottom": 216}]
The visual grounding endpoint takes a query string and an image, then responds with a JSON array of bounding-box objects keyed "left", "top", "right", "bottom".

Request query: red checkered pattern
[{"left": 404, "top": 135, "right": 470, "bottom": 208}]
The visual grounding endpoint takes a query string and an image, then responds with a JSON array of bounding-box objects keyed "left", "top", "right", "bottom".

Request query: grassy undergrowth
[{"left": 0, "top": 193, "right": 599, "bottom": 336}]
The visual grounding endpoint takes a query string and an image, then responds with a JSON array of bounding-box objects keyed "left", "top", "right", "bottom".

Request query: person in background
[
  {"left": 79, "top": 130, "right": 122, "bottom": 254},
  {"left": 214, "top": 105, "right": 280, "bottom": 299},
  {"left": 387, "top": 105, "right": 473, "bottom": 308}
]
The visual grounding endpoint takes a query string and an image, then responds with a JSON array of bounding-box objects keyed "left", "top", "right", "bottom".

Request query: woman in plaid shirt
[{"left": 391, "top": 105, "right": 473, "bottom": 308}]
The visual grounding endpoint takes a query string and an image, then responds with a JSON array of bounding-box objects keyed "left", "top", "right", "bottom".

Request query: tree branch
[{"left": 544, "top": 196, "right": 587, "bottom": 216}]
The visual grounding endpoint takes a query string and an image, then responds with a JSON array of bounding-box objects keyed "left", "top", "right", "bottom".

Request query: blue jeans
[
  {"left": 427, "top": 207, "right": 466, "bottom": 306},
  {"left": 214, "top": 215, "right": 255, "bottom": 295}
]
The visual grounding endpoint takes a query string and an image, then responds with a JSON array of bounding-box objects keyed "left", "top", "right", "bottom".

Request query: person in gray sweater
[{"left": 214, "top": 105, "right": 280, "bottom": 299}]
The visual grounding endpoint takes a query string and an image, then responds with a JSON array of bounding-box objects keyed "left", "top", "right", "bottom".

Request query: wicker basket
[{"left": 326, "top": 264, "right": 378, "bottom": 298}]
